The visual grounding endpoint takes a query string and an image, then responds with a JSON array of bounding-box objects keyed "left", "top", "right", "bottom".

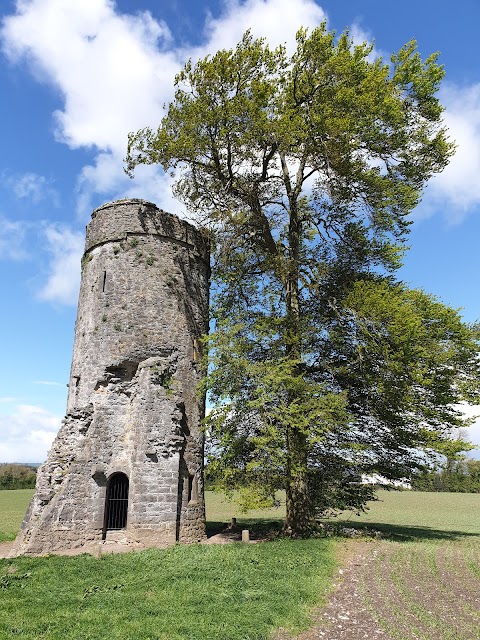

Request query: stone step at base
[{"left": 103, "top": 530, "right": 128, "bottom": 544}]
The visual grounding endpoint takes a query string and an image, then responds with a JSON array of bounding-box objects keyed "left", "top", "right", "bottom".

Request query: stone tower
[{"left": 14, "top": 199, "right": 209, "bottom": 555}]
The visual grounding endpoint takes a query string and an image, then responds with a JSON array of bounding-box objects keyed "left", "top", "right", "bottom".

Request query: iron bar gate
[{"left": 104, "top": 473, "right": 129, "bottom": 531}]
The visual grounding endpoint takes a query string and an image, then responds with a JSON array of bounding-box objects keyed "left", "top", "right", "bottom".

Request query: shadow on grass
[
  {"left": 208, "top": 517, "right": 480, "bottom": 543},
  {"left": 206, "top": 518, "right": 284, "bottom": 539},
  {"left": 333, "top": 520, "right": 480, "bottom": 542}
]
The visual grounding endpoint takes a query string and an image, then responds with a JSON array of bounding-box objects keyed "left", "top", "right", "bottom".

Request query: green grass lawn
[
  {"left": 204, "top": 490, "right": 286, "bottom": 536},
  {"left": 1, "top": 489, "right": 480, "bottom": 639},
  {"left": 207, "top": 488, "right": 480, "bottom": 540},
  {"left": 0, "top": 535, "right": 335, "bottom": 640},
  {"left": 0, "top": 489, "right": 32, "bottom": 541},
  {"left": 0, "top": 490, "right": 335, "bottom": 640}
]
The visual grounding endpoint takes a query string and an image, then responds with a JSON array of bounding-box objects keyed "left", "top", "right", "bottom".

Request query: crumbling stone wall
[{"left": 13, "top": 199, "right": 209, "bottom": 555}]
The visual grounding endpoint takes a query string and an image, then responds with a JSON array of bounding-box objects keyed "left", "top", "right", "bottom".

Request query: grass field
[
  {"left": 3, "top": 488, "right": 480, "bottom": 541},
  {"left": 0, "top": 489, "right": 32, "bottom": 541},
  {"left": 0, "top": 504, "right": 336, "bottom": 640},
  {"left": 0, "top": 539, "right": 337, "bottom": 640},
  {"left": 1, "top": 489, "right": 480, "bottom": 639},
  {"left": 335, "top": 490, "right": 480, "bottom": 538},
  {"left": 0, "top": 489, "right": 335, "bottom": 640}
]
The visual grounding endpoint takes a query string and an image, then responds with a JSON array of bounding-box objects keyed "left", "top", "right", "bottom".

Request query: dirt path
[
  {"left": 0, "top": 541, "right": 14, "bottom": 558},
  {"left": 274, "top": 537, "right": 480, "bottom": 640},
  {"left": 273, "top": 540, "right": 391, "bottom": 640},
  {"left": 295, "top": 541, "right": 391, "bottom": 640}
]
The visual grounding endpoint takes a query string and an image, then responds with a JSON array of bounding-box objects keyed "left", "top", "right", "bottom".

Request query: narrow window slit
[
  {"left": 187, "top": 475, "right": 194, "bottom": 503},
  {"left": 102, "top": 271, "right": 107, "bottom": 292}
]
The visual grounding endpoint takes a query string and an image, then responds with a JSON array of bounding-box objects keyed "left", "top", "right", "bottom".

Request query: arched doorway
[{"left": 103, "top": 472, "right": 129, "bottom": 536}]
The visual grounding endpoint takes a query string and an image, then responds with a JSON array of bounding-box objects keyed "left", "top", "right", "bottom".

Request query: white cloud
[
  {"left": 33, "top": 380, "right": 65, "bottom": 387},
  {"left": 420, "top": 83, "right": 480, "bottom": 221},
  {"left": 37, "top": 225, "right": 83, "bottom": 305},
  {"left": 1, "top": 0, "right": 176, "bottom": 152},
  {"left": 199, "top": 0, "right": 326, "bottom": 55},
  {"left": 456, "top": 403, "right": 480, "bottom": 454},
  {"left": 1, "top": 0, "right": 327, "bottom": 221},
  {"left": 349, "top": 22, "right": 385, "bottom": 62},
  {"left": 1, "top": 0, "right": 181, "bottom": 219},
  {"left": 0, "top": 404, "right": 60, "bottom": 463},
  {"left": 75, "top": 152, "right": 185, "bottom": 220},
  {"left": 2, "top": 171, "right": 59, "bottom": 205},
  {"left": 0, "top": 215, "right": 83, "bottom": 305},
  {"left": 0, "top": 215, "right": 28, "bottom": 261},
  {"left": 13, "top": 172, "right": 46, "bottom": 200}
]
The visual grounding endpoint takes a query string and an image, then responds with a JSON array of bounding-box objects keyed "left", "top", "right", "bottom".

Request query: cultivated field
[
  {"left": 314, "top": 492, "right": 480, "bottom": 640},
  {"left": 0, "top": 490, "right": 479, "bottom": 639}
]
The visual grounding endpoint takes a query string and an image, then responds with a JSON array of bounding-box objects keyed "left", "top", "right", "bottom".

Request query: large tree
[{"left": 126, "top": 25, "right": 480, "bottom": 535}]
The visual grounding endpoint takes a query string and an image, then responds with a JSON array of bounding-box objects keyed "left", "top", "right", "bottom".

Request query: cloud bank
[
  {"left": 2, "top": 0, "right": 480, "bottom": 304},
  {"left": 424, "top": 84, "right": 480, "bottom": 221},
  {"left": 37, "top": 225, "right": 84, "bottom": 306},
  {"left": 0, "top": 404, "right": 60, "bottom": 463},
  {"left": 1, "top": 0, "right": 326, "bottom": 221}
]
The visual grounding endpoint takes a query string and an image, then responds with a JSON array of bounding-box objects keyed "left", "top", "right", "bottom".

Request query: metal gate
[{"left": 104, "top": 473, "right": 129, "bottom": 531}]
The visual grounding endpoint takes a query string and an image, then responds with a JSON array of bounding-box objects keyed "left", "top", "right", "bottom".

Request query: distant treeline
[
  {"left": 412, "top": 459, "right": 480, "bottom": 493},
  {"left": 0, "top": 464, "right": 37, "bottom": 490}
]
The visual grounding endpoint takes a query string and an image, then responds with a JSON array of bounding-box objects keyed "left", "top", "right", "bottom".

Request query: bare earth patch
[
  {"left": 0, "top": 542, "right": 15, "bottom": 558},
  {"left": 273, "top": 540, "right": 391, "bottom": 640},
  {"left": 274, "top": 536, "right": 480, "bottom": 640}
]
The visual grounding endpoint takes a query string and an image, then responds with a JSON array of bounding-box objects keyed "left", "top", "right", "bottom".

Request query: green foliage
[
  {"left": 126, "top": 25, "right": 478, "bottom": 534},
  {"left": 412, "top": 458, "right": 480, "bottom": 493},
  {"left": 0, "top": 465, "right": 36, "bottom": 491}
]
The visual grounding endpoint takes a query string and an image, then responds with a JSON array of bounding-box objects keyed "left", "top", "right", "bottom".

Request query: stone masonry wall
[{"left": 13, "top": 199, "right": 209, "bottom": 555}]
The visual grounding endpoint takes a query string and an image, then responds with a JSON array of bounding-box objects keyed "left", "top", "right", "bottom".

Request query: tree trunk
[
  {"left": 283, "top": 196, "right": 313, "bottom": 536},
  {"left": 285, "top": 426, "right": 313, "bottom": 536}
]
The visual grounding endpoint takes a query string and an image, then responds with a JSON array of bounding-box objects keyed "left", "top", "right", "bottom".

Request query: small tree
[{"left": 126, "top": 25, "right": 480, "bottom": 535}]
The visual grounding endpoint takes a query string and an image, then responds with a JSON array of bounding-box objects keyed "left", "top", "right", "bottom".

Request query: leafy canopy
[{"left": 126, "top": 24, "right": 479, "bottom": 533}]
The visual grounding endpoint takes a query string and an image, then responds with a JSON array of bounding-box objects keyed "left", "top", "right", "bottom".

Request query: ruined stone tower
[{"left": 14, "top": 199, "right": 209, "bottom": 555}]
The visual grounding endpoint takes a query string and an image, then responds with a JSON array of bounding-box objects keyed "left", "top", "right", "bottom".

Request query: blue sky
[{"left": 1, "top": 0, "right": 480, "bottom": 463}]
